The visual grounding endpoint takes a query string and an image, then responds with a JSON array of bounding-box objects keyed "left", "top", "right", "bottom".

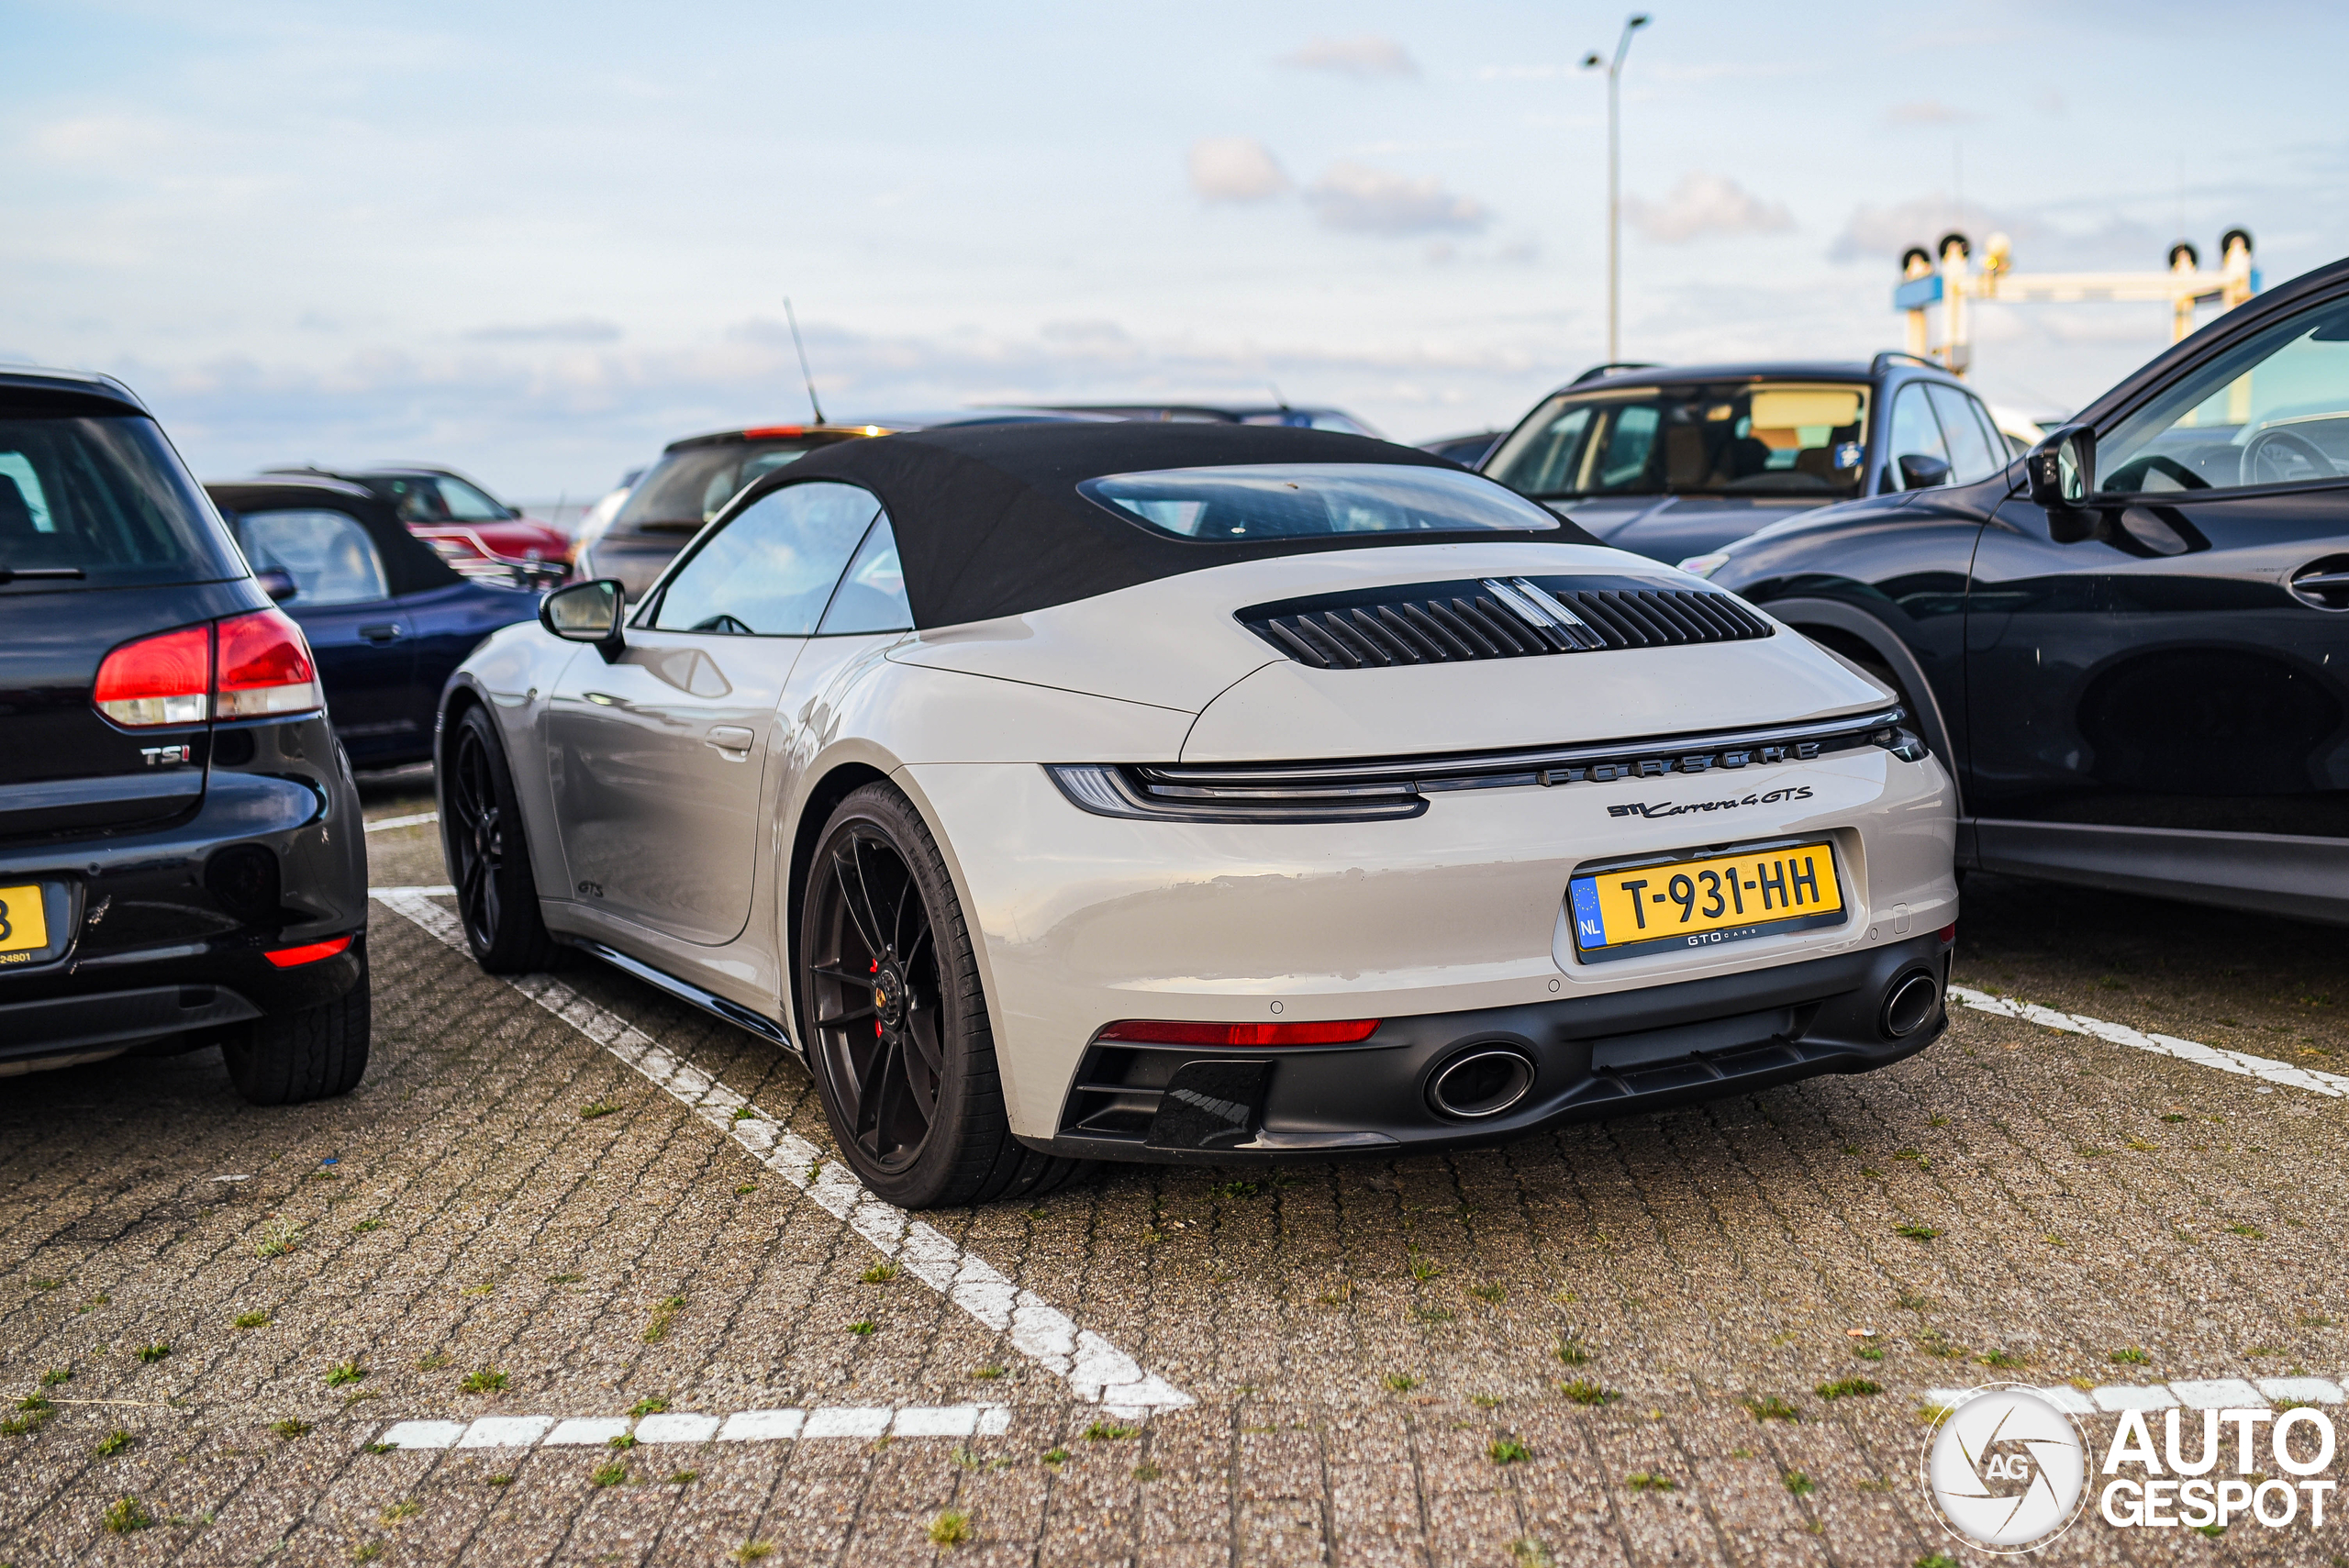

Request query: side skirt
[
  {"left": 1969, "top": 817, "right": 2349, "bottom": 927},
  {"left": 570, "top": 939, "right": 798, "bottom": 1053}
]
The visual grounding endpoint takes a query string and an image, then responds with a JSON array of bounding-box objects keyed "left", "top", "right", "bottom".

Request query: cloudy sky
[{"left": 6, "top": 0, "right": 2344, "bottom": 498}]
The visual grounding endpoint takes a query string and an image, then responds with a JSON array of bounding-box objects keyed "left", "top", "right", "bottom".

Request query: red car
[{"left": 265, "top": 464, "right": 570, "bottom": 587}]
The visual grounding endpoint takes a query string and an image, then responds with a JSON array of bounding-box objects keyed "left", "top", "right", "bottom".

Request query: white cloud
[
  {"left": 1306, "top": 163, "right": 1489, "bottom": 236},
  {"left": 1186, "top": 137, "right": 1290, "bottom": 203},
  {"left": 1882, "top": 99, "right": 1978, "bottom": 126},
  {"left": 464, "top": 318, "right": 622, "bottom": 344},
  {"left": 1278, "top": 36, "right": 1418, "bottom": 79},
  {"left": 1623, "top": 173, "right": 1794, "bottom": 244}
]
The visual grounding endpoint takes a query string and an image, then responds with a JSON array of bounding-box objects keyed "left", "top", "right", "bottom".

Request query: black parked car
[
  {"left": 205, "top": 477, "right": 540, "bottom": 771},
  {"left": 0, "top": 369, "right": 369, "bottom": 1099},
  {"left": 1695, "top": 256, "right": 2349, "bottom": 924},
  {"left": 1482, "top": 357, "right": 2011, "bottom": 565}
]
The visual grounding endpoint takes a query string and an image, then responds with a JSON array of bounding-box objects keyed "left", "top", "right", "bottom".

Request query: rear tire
[
  {"left": 443, "top": 704, "right": 559, "bottom": 973},
  {"left": 221, "top": 940, "right": 372, "bottom": 1105},
  {"left": 799, "top": 782, "right": 1088, "bottom": 1209}
]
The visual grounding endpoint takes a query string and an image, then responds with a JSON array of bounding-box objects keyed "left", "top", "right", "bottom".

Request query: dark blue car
[{"left": 205, "top": 476, "right": 540, "bottom": 770}]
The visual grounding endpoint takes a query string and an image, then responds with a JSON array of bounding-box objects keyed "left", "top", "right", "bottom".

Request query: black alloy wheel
[
  {"left": 442, "top": 706, "right": 558, "bottom": 973},
  {"left": 807, "top": 824, "right": 946, "bottom": 1176},
  {"left": 799, "top": 783, "right": 1087, "bottom": 1208}
]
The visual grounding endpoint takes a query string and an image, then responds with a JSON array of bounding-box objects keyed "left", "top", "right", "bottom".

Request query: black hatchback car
[
  {"left": 1696, "top": 255, "right": 2349, "bottom": 925},
  {"left": 1482, "top": 357, "right": 2015, "bottom": 565},
  {"left": 0, "top": 368, "right": 369, "bottom": 1100}
]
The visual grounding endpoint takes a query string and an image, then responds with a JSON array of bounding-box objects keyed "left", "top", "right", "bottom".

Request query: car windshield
[
  {"left": 1486, "top": 383, "right": 1869, "bottom": 499},
  {"left": 1079, "top": 462, "right": 1560, "bottom": 539},
  {"left": 0, "top": 415, "right": 242, "bottom": 589},
  {"left": 613, "top": 441, "right": 824, "bottom": 534},
  {"left": 370, "top": 473, "right": 513, "bottom": 523}
]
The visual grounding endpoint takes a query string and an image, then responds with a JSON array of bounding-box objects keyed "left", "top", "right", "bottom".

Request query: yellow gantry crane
[{"left": 1896, "top": 228, "right": 2260, "bottom": 378}]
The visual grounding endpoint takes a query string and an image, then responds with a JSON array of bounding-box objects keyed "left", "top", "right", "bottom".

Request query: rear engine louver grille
[{"left": 1236, "top": 575, "right": 1773, "bottom": 670}]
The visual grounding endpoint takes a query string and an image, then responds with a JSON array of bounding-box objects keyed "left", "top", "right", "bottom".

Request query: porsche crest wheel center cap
[{"left": 873, "top": 964, "right": 907, "bottom": 1029}]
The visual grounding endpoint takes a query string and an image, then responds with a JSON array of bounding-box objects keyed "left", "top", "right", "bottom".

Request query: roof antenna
[
  {"left": 1268, "top": 381, "right": 1290, "bottom": 411},
  {"left": 784, "top": 297, "right": 828, "bottom": 427}
]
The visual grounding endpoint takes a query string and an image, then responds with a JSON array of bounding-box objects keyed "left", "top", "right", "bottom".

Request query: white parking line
[
  {"left": 1948, "top": 985, "right": 2349, "bottom": 1100},
  {"left": 1926, "top": 1376, "right": 2344, "bottom": 1415},
  {"left": 375, "top": 1403, "right": 1012, "bottom": 1451},
  {"left": 369, "top": 888, "right": 1192, "bottom": 1419},
  {"left": 364, "top": 811, "right": 439, "bottom": 833}
]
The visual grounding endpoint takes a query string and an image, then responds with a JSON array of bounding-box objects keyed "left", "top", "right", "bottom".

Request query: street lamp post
[{"left": 1582, "top": 14, "right": 1650, "bottom": 364}]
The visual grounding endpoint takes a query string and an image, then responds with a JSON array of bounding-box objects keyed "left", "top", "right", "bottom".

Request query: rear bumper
[
  {"left": 905, "top": 745, "right": 1955, "bottom": 1141},
  {"left": 1032, "top": 928, "right": 1953, "bottom": 1163},
  {"left": 0, "top": 984, "right": 263, "bottom": 1074},
  {"left": 0, "top": 712, "right": 367, "bottom": 1066}
]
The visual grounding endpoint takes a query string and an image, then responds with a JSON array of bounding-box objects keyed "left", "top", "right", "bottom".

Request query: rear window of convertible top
[{"left": 1078, "top": 462, "right": 1561, "bottom": 541}]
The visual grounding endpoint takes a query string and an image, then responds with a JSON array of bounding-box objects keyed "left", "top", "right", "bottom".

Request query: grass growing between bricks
[
  {"left": 101, "top": 1497, "right": 150, "bottom": 1535},
  {"left": 641, "top": 1296, "right": 685, "bottom": 1342}
]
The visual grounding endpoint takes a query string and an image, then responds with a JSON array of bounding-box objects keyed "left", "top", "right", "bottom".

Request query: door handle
[
  {"left": 706, "top": 725, "right": 756, "bottom": 759},
  {"left": 359, "top": 623, "right": 406, "bottom": 643},
  {"left": 2290, "top": 562, "right": 2349, "bottom": 611}
]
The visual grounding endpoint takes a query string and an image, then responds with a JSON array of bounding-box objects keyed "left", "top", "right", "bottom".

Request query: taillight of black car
[{"left": 93, "top": 606, "right": 321, "bottom": 728}]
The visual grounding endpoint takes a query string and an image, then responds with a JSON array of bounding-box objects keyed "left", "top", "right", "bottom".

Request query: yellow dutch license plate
[
  {"left": 1569, "top": 841, "right": 1844, "bottom": 962},
  {"left": 0, "top": 883, "right": 51, "bottom": 962}
]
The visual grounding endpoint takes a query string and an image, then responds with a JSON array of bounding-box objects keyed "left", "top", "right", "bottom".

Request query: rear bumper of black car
[
  {"left": 0, "top": 713, "right": 368, "bottom": 1073},
  {"left": 1036, "top": 929, "right": 1954, "bottom": 1164}
]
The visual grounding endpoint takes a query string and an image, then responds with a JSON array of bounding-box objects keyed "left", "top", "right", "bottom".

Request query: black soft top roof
[
  {"left": 754, "top": 422, "right": 1599, "bottom": 628},
  {"left": 205, "top": 476, "right": 463, "bottom": 598}
]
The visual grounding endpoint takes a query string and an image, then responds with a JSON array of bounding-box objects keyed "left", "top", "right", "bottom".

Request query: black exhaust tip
[
  {"left": 1426, "top": 1045, "right": 1536, "bottom": 1119},
  {"left": 1881, "top": 969, "right": 1943, "bottom": 1040}
]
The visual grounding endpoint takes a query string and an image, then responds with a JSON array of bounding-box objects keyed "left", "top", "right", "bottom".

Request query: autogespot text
[{"left": 2099, "top": 1407, "right": 2339, "bottom": 1531}]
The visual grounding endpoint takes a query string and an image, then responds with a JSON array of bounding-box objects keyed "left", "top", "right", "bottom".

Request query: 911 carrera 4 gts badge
[{"left": 1608, "top": 786, "right": 1813, "bottom": 819}]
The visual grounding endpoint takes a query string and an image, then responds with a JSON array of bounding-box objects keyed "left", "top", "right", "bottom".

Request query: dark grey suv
[{"left": 1482, "top": 356, "right": 2017, "bottom": 565}]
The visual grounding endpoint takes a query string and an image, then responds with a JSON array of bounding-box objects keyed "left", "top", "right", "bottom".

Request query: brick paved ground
[{"left": 5, "top": 773, "right": 2349, "bottom": 1565}]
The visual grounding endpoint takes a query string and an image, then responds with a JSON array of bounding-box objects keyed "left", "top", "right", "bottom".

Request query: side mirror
[
  {"left": 2025, "top": 423, "right": 2096, "bottom": 507},
  {"left": 255, "top": 567, "right": 298, "bottom": 603},
  {"left": 1897, "top": 453, "right": 1952, "bottom": 491},
  {"left": 540, "top": 578, "right": 626, "bottom": 662}
]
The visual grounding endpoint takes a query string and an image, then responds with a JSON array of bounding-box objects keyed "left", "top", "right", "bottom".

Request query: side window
[
  {"left": 379, "top": 478, "right": 449, "bottom": 523},
  {"left": 1594, "top": 405, "right": 1660, "bottom": 490},
  {"left": 1925, "top": 384, "right": 2002, "bottom": 485},
  {"left": 1886, "top": 383, "right": 1951, "bottom": 489},
  {"left": 1484, "top": 401, "right": 1592, "bottom": 494},
  {"left": 232, "top": 508, "right": 390, "bottom": 606},
  {"left": 816, "top": 517, "right": 912, "bottom": 635},
  {"left": 651, "top": 481, "right": 878, "bottom": 635},
  {"left": 2099, "top": 295, "right": 2349, "bottom": 494}
]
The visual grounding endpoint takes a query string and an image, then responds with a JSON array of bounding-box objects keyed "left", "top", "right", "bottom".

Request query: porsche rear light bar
[
  {"left": 94, "top": 607, "right": 321, "bottom": 728},
  {"left": 1097, "top": 1018, "right": 1380, "bottom": 1047},
  {"left": 1046, "top": 706, "right": 1918, "bottom": 825}
]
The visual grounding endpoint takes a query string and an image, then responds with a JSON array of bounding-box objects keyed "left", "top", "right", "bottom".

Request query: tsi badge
[{"left": 1920, "top": 1385, "right": 2087, "bottom": 1553}]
